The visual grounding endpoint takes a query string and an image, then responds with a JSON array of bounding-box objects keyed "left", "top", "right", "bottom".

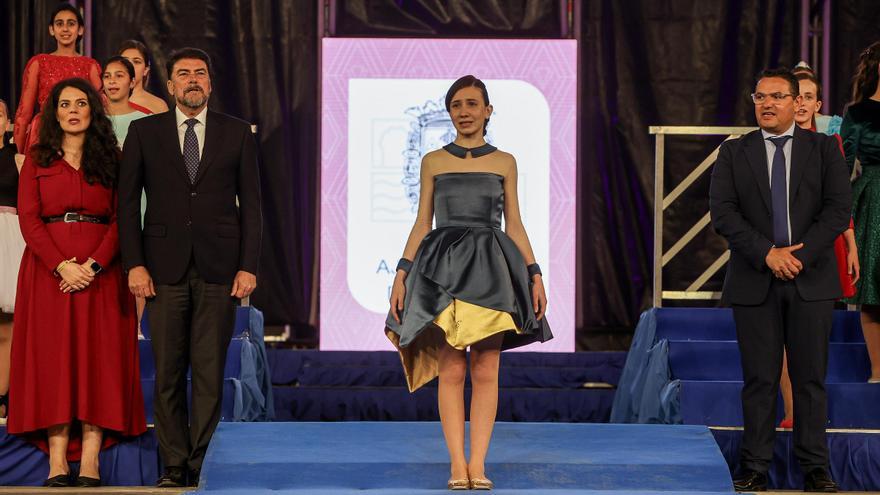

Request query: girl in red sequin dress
[{"left": 13, "top": 4, "right": 101, "bottom": 154}]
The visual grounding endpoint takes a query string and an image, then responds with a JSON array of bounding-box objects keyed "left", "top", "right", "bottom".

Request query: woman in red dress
[
  {"left": 13, "top": 4, "right": 101, "bottom": 153},
  {"left": 8, "top": 78, "right": 145, "bottom": 488}
]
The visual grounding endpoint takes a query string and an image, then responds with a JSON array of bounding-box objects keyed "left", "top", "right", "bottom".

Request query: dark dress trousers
[
  {"left": 118, "top": 110, "right": 262, "bottom": 471},
  {"left": 709, "top": 126, "right": 850, "bottom": 473}
]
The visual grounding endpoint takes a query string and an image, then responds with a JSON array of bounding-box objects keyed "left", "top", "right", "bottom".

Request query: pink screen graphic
[{"left": 320, "top": 38, "right": 576, "bottom": 351}]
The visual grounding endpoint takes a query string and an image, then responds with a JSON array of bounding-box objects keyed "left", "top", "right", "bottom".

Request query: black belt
[{"left": 43, "top": 212, "right": 109, "bottom": 224}]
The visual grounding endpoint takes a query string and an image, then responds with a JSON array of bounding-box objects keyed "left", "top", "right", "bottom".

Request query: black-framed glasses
[{"left": 751, "top": 92, "right": 794, "bottom": 104}]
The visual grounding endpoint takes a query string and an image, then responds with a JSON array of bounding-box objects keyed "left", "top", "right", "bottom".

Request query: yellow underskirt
[{"left": 385, "top": 299, "right": 523, "bottom": 392}]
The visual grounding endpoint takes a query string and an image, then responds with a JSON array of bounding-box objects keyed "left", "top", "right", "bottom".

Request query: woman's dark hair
[
  {"left": 32, "top": 78, "right": 120, "bottom": 188},
  {"left": 850, "top": 41, "right": 880, "bottom": 105},
  {"left": 166, "top": 47, "right": 213, "bottom": 80},
  {"left": 104, "top": 56, "right": 136, "bottom": 96},
  {"left": 118, "top": 39, "right": 154, "bottom": 85},
  {"left": 445, "top": 75, "right": 491, "bottom": 136},
  {"left": 49, "top": 3, "right": 85, "bottom": 49},
  {"left": 795, "top": 72, "right": 823, "bottom": 101}
]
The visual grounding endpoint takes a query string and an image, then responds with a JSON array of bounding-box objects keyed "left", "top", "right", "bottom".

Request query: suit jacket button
[
  {"left": 190, "top": 192, "right": 197, "bottom": 197},
  {"left": 186, "top": 220, "right": 192, "bottom": 226}
]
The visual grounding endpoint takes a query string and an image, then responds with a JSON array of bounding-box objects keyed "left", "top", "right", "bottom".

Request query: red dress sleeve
[
  {"left": 17, "top": 156, "right": 68, "bottom": 272},
  {"left": 13, "top": 56, "right": 40, "bottom": 151},
  {"left": 88, "top": 58, "right": 102, "bottom": 92},
  {"left": 89, "top": 188, "right": 120, "bottom": 268}
]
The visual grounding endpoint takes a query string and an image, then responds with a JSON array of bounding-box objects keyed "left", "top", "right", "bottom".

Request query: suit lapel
[
  {"left": 789, "top": 126, "right": 814, "bottom": 201},
  {"left": 743, "top": 131, "right": 772, "bottom": 213},
  {"left": 193, "top": 110, "right": 223, "bottom": 186},
  {"left": 159, "top": 112, "right": 191, "bottom": 184}
]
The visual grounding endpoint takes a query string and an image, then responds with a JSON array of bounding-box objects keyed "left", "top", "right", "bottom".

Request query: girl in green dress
[{"left": 843, "top": 41, "right": 880, "bottom": 381}]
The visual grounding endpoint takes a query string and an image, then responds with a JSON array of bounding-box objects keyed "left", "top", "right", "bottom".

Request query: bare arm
[
  {"left": 502, "top": 156, "right": 547, "bottom": 319},
  {"left": 398, "top": 156, "right": 435, "bottom": 264},
  {"left": 388, "top": 155, "right": 435, "bottom": 323},
  {"left": 502, "top": 157, "right": 537, "bottom": 265}
]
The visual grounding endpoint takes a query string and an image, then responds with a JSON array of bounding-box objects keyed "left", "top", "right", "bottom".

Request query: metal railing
[{"left": 651, "top": 126, "right": 757, "bottom": 307}]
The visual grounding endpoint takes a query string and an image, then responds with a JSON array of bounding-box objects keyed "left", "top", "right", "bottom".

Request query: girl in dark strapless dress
[{"left": 385, "top": 76, "right": 551, "bottom": 490}]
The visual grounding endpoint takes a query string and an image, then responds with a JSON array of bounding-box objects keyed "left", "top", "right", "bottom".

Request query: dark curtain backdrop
[
  {"left": 1, "top": 0, "right": 319, "bottom": 332},
  {"left": 832, "top": 2, "right": 880, "bottom": 113},
  {"left": 0, "top": 1, "right": 62, "bottom": 112},
  {"left": 2, "top": 1, "right": 879, "bottom": 347},
  {"left": 335, "top": 0, "right": 563, "bottom": 37},
  {"left": 579, "top": 0, "right": 803, "bottom": 346}
]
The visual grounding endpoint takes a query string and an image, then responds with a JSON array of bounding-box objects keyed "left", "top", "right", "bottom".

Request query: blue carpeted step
[
  {"left": 267, "top": 350, "right": 625, "bottom": 386},
  {"left": 271, "top": 386, "right": 615, "bottom": 422},
  {"left": 291, "top": 364, "right": 620, "bottom": 388},
  {"left": 668, "top": 341, "right": 870, "bottom": 382},
  {"left": 712, "top": 428, "right": 880, "bottom": 491},
  {"left": 0, "top": 426, "right": 160, "bottom": 486},
  {"left": 655, "top": 308, "right": 863, "bottom": 343},
  {"left": 193, "top": 423, "right": 734, "bottom": 493},
  {"left": 680, "top": 380, "right": 880, "bottom": 428}
]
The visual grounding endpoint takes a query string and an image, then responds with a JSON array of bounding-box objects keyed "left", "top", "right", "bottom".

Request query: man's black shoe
[
  {"left": 157, "top": 466, "right": 187, "bottom": 488},
  {"left": 188, "top": 468, "right": 201, "bottom": 487},
  {"left": 804, "top": 468, "right": 838, "bottom": 492},
  {"left": 733, "top": 469, "right": 768, "bottom": 492}
]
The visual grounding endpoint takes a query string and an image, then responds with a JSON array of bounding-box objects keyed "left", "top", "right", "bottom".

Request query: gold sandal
[
  {"left": 470, "top": 477, "right": 494, "bottom": 490},
  {"left": 447, "top": 478, "right": 470, "bottom": 490}
]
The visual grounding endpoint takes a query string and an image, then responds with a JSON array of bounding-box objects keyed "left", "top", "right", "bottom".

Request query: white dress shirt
[
  {"left": 175, "top": 106, "right": 207, "bottom": 159},
  {"left": 761, "top": 122, "right": 796, "bottom": 244}
]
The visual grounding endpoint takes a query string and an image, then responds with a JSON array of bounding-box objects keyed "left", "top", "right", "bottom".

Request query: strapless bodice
[{"left": 433, "top": 173, "right": 504, "bottom": 229}]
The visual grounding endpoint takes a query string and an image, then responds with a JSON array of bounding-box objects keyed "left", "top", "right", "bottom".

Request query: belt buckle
[{"left": 63, "top": 212, "right": 78, "bottom": 223}]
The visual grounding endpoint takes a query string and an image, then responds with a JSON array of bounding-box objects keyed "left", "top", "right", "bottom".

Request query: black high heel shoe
[
  {"left": 43, "top": 474, "right": 71, "bottom": 487},
  {"left": 75, "top": 475, "right": 101, "bottom": 487}
]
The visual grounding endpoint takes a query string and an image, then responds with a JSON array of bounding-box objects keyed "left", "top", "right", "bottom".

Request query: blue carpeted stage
[
  {"left": 0, "top": 312, "right": 627, "bottom": 487},
  {"left": 613, "top": 307, "right": 880, "bottom": 491},
  {"left": 186, "top": 422, "right": 734, "bottom": 494}
]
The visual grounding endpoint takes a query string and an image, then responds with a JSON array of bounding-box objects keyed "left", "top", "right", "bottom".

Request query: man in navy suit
[
  {"left": 118, "top": 47, "right": 262, "bottom": 488},
  {"left": 710, "top": 68, "right": 850, "bottom": 492}
]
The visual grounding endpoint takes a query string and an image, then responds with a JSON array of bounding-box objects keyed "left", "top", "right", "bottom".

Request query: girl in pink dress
[{"left": 13, "top": 4, "right": 101, "bottom": 154}]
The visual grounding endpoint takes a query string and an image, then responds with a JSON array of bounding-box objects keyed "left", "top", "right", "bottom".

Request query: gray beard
[{"left": 178, "top": 91, "right": 207, "bottom": 109}]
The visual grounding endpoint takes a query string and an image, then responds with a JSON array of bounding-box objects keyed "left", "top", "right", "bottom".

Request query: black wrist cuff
[
  {"left": 527, "top": 263, "right": 542, "bottom": 278},
  {"left": 396, "top": 258, "right": 413, "bottom": 274}
]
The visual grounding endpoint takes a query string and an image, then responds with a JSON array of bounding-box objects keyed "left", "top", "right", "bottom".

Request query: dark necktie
[
  {"left": 769, "top": 135, "right": 792, "bottom": 246},
  {"left": 183, "top": 118, "right": 200, "bottom": 183}
]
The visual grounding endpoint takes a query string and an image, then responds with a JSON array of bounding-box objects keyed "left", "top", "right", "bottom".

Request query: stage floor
[{"left": 190, "top": 422, "right": 734, "bottom": 494}]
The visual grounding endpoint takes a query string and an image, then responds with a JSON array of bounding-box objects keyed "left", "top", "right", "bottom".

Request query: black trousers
[
  {"left": 732, "top": 279, "right": 833, "bottom": 473},
  {"left": 146, "top": 261, "right": 236, "bottom": 471}
]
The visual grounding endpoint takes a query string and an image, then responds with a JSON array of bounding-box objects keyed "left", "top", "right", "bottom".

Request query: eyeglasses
[{"left": 751, "top": 92, "right": 794, "bottom": 104}]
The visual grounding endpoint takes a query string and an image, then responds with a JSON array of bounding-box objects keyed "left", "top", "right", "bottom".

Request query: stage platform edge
[{"left": 189, "top": 422, "right": 734, "bottom": 494}]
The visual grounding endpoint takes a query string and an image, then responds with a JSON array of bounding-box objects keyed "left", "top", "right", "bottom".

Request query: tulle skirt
[{"left": 0, "top": 208, "right": 25, "bottom": 313}]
